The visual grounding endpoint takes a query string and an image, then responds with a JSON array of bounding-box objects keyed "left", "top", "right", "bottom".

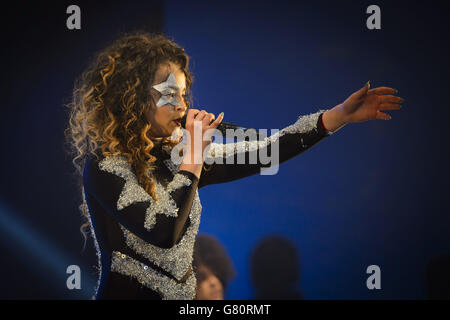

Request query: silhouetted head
[{"left": 250, "top": 235, "right": 302, "bottom": 299}]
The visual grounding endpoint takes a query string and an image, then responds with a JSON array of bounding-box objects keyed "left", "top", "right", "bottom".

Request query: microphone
[{"left": 180, "top": 113, "right": 257, "bottom": 137}]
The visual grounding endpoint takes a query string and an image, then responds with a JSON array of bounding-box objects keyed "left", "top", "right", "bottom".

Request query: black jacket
[{"left": 82, "top": 109, "right": 331, "bottom": 300}]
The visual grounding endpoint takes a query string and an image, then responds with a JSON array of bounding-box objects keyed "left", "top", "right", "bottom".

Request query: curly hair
[
  {"left": 64, "top": 31, "right": 194, "bottom": 246},
  {"left": 193, "top": 234, "right": 236, "bottom": 290}
]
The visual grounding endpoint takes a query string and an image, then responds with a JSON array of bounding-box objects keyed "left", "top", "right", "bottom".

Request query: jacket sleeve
[
  {"left": 198, "top": 109, "right": 333, "bottom": 188},
  {"left": 83, "top": 154, "right": 199, "bottom": 248}
]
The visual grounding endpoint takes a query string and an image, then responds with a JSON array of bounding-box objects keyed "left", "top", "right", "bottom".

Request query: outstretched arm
[
  {"left": 198, "top": 81, "right": 404, "bottom": 188},
  {"left": 198, "top": 109, "right": 331, "bottom": 188}
]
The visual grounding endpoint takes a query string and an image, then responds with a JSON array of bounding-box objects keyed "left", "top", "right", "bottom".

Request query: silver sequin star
[{"left": 152, "top": 73, "right": 183, "bottom": 107}]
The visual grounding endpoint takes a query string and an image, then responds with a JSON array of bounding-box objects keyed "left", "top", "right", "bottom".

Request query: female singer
[{"left": 65, "top": 32, "right": 403, "bottom": 299}]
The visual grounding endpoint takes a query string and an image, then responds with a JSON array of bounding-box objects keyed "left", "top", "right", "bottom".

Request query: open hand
[{"left": 341, "top": 81, "right": 404, "bottom": 123}]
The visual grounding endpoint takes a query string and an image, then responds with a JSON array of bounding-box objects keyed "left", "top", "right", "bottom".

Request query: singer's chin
[{"left": 169, "top": 127, "right": 184, "bottom": 142}]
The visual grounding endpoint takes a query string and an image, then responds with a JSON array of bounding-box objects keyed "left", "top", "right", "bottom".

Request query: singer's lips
[{"left": 173, "top": 118, "right": 182, "bottom": 126}]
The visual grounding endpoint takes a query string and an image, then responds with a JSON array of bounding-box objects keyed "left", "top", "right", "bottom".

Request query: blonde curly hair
[{"left": 64, "top": 31, "right": 194, "bottom": 246}]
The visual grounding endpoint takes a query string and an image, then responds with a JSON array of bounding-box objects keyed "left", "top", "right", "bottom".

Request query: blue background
[
  {"left": 163, "top": 0, "right": 450, "bottom": 299},
  {"left": 0, "top": 0, "right": 448, "bottom": 299}
]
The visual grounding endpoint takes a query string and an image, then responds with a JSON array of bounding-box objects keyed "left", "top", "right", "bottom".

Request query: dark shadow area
[
  {"left": 426, "top": 254, "right": 450, "bottom": 300},
  {"left": 250, "top": 235, "right": 303, "bottom": 300}
]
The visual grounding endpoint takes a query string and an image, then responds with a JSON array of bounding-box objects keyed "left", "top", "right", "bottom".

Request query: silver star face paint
[{"left": 152, "top": 72, "right": 183, "bottom": 107}]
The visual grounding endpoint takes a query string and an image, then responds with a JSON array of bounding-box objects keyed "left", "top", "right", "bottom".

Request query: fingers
[
  {"left": 369, "top": 87, "right": 398, "bottom": 95},
  {"left": 187, "top": 108, "right": 224, "bottom": 130},
  {"left": 369, "top": 87, "right": 404, "bottom": 118},
  {"left": 194, "top": 110, "right": 207, "bottom": 122},
  {"left": 193, "top": 110, "right": 213, "bottom": 127},
  {"left": 376, "top": 95, "right": 403, "bottom": 113},
  {"left": 380, "top": 95, "right": 404, "bottom": 104},
  {"left": 202, "top": 112, "right": 215, "bottom": 127},
  {"left": 375, "top": 110, "right": 392, "bottom": 120},
  {"left": 354, "top": 81, "right": 370, "bottom": 98},
  {"left": 187, "top": 108, "right": 200, "bottom": 122},
  {"left": 209, "top": 112, "right": 224, "bottom": 129},
  {"left": 378, "top": 102, "right": 402, "bottom": 111}
]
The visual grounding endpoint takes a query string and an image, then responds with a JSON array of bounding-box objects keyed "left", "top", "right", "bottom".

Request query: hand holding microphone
[
  {"left": 180, "top": 110, "right": 252, "bottom": 137},
  {"left": 183, "top": 109, "right": 224, "bottom": 154},
  {"left": 178, "top": 108, "right": 257, "bottom": 178},
  {"left": 178, "top": 109, "right": 223, "bottom": 177}
]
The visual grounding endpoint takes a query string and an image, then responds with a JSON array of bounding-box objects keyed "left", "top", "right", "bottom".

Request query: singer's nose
[{"left": 176, "top": 100, "right": 187, "bottom": 112}]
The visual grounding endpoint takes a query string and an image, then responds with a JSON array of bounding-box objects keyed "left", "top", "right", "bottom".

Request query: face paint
[{"left": 152, "top": 72, "right": 183, "bottom": 107}]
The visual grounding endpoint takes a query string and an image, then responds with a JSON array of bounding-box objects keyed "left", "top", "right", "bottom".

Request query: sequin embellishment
[
  {"left": 98, "top": 155, "right": 193, "bottom": 230},
  {"left": 83, "top": 188, "right": 102, "bottom": 300},
  {"left": 205, "top": 109, "right": 328, "bottom": 160},
  {"left": 111, "top": 251, "right": 197, "bottom": 300},
  {"left": 98, "top": 154, "right": 203, "bottom": 283},
  {"left": 163, "top": 158, "right": 181, "bottom": 175},
  {"left": 119, "top": 189, "right": 202, "bottom": 281}
]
